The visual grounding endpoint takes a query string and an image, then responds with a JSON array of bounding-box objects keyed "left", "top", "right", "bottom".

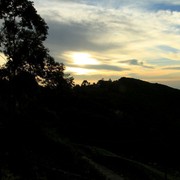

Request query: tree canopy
[{"left": 0, "top": 0, "right": 73, "bottom": 88}]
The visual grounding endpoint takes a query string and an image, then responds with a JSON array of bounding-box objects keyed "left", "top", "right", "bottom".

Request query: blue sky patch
[
  {"left": 157, "top": 45, "right": 179, "bottom": 53},
  {"left": 150, "top": 3, "right": 180, "bottom": 12},
  {"left": 148, "top": 58, "right": 180, "bottom": 66}
]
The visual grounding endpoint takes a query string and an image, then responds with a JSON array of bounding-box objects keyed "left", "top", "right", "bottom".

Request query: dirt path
[{"left": 82, "top": 156, "right": 125, "bottom": 180}]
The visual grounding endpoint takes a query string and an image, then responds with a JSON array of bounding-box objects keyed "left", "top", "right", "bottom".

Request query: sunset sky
[{"left": 1, "top": 0, "right": 180, "bottom": 88}]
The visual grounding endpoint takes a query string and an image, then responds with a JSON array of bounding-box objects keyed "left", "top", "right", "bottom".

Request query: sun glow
[
  {"left": 66, "top": 67, "right": 96, "bottom": 75},
  {"left": 72, "top": 52, "right": 100, "bottom": 65}
]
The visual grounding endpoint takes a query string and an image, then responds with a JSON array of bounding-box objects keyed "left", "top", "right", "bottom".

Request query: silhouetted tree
[
  {"left": 36, "top": 56, "right": 74, "bottom": 89},
  {"left": 81, "top": 80, "right": 90, "bottom": 86},
  {"left": 0, "top": 0, "right": 73, "bottom": 88},
  {"left": 97, "top": 78, "right": 108, "bottom": 88},
  {"left": 0, "top": 0, "right": 47, "bottom": 75}
]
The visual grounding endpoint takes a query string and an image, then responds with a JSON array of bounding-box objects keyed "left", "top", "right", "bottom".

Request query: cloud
[
  {"left": 148, "top": 58, "right": 180, "bottom": 67},
  {"left": 32, "top": 0, "right": 180, "bottom": 88},
  {"left": 69, "top": 64, "right": 130, "bottom": 71},
  {"left": 119, "top": 59, "right": 154, "bottom": 69},
  {"left": 163, "top": 66, "right": 180, "bottom": 70},
  {"left": 40, "top": 4, "right": 180, "bottom": 74},
  {"left": 149, "top": 3, "right": 180, "bottom": 12},
  {"left": 120, "top": 59, "right": 143, "bottom": 66},
  {"left": 40, "top": 2, "right": 180, "bottom": 52},
  {"left": 45, "top": 20, "right": 119, "bottom": 56},
  {"left": 157, "top": 45, "right": 179, "bottom": 53}
]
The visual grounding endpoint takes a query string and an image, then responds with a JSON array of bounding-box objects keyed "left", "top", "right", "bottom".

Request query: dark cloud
[
  {"left": 68, "top": 64, "right": 129, "bottom": 71},
  {"left": 142, "top": 65, "right": 154, "bottom": 69},
  {"left": 119, "top": 59, "right": 154, "bottom": 69},
  {"left": 46, "top": 21, "right": 92, "bottom": 51},
  {"left": 163, "top": 66, "right": 180, "bottom": 70},
  {"left": 120, "top": 59, "right": 144, "bottom": 66},
  {"left": 87, "top": 64, "right": 130, "bottom": 71},
  {"left": 45, "top": 20, "right": 119, "bottom": 61}
]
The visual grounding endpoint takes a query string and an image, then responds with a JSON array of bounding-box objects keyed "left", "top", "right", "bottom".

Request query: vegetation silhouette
[{"left": 0, "top": 0, "right": 180, "bottom": 180}]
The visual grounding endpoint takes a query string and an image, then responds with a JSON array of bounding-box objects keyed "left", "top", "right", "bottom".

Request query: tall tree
[
  {"left": 0, "top": 0, "right": 73, "bottom": 88},
  {"left": 0, "top": 0, "right": 47, "bottom": 75}
]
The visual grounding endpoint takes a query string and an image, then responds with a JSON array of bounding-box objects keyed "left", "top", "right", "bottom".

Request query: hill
[
  {"left": 0, "top": 77, "right": 180, "bottom": 179},
  {"left": 72, "top": 77, "right": 180, "bottom": 163}
]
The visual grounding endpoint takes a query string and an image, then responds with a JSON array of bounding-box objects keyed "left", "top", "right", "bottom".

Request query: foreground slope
[{"left": 1, "top": 77, "right": 180, "bottom": 179}]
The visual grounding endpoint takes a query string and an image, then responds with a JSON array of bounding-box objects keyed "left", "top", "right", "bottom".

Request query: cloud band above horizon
[{"left": 1, "top": 0, "right": 180, "bottom": 88}]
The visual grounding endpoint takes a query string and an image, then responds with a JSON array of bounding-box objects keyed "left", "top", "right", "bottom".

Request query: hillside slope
[{"left": 1, "top": 77, "right": 180, "bottom": 179}]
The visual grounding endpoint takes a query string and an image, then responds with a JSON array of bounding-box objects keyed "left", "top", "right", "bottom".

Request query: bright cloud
[
  {"left": 33, "top": 0, "right": 180, "bottom": 88},
  {"left": 66, "top": 67, "right": 97, "bottom": 75},
  {"left": 66, "top": 52, "right": 100, "bottom": 65}
]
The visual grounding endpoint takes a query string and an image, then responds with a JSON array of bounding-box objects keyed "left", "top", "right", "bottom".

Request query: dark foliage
[
  {"left": 0, "top": 0, "right": 180, "bottom": 179},
  {"left": 0, "top": 0, "right": 74, "bottom": 88},
  {"left": 1, "top": 76, "right": 180, "bottom": 179}
]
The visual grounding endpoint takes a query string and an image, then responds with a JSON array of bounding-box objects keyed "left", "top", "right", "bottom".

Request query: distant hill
[{"left": 71, "top": 77, "right": 180, "bottom": 167}]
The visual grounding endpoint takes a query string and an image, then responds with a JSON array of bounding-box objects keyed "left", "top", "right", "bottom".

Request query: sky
[{"left": 1, "top": 0, "right": 180, "bottom": 89}]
